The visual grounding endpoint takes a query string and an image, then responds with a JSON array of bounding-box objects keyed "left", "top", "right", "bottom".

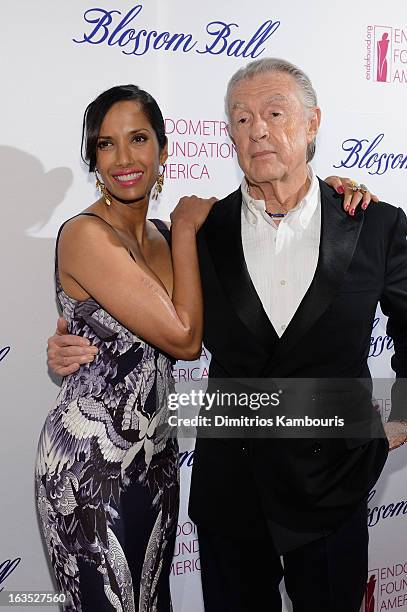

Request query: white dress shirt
[{"left": 241, "top": 168, "right": 321, "bottom": 337}]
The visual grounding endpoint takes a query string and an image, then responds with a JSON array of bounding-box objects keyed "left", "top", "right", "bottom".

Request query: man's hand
[
  {"left": 384, "top": 421, "right": 407, "bottom": 451},
  {"left": 47, "top": 316, "right": 98, "bottom": 376}
]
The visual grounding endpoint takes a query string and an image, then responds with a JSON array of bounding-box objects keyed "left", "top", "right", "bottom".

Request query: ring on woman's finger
[
  {"left": 348, "top": 179, "right": 360, "bottom": 192},
  {"left": 348, "top": 181, "right": 370, "bottom": 194}
]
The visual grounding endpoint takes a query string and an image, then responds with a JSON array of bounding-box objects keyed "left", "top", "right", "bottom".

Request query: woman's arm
[{"left": 56, "top": 196, "right": 216, "bottom": 364}]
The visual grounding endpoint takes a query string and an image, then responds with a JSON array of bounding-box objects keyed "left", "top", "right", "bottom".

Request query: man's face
[{"left": 227, "top": 71, "right": 320, "bottom": 186}]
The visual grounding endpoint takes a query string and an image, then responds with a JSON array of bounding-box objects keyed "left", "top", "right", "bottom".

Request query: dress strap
[
  {"left": 75, "top": 212, "right": 117, "bottom": 229},
  {"left": 150, "top": 218, "right": 171, "bottom": 246}
]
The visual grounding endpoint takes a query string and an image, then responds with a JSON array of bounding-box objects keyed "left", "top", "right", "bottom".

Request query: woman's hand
[
  {"left": 170, "top": 195, "right": 218, "bottom": 232},
  {"left": 325, "top": 176, "right": 379, "bottom": 215}
]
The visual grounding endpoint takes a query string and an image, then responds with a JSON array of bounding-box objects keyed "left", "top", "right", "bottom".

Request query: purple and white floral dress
[{"left": 35, "top": 216, "right": 179, "bottom": 612}]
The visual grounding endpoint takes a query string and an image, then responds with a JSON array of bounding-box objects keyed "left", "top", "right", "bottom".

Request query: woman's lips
[{"left": 112, "top": 170, "right": 143, "bottom": 186}]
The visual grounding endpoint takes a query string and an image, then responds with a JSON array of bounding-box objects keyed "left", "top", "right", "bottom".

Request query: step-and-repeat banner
[{"left": 1, "top": 1, "right": 406, "bottom": 610}]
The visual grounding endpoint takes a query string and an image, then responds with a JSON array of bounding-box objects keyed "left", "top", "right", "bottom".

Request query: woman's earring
[
  {"left": 152, "top": 165, "right": 165, "bottom": 200},
  {"left": 95, "top": 170, "right": 112, "bottom": 207}
]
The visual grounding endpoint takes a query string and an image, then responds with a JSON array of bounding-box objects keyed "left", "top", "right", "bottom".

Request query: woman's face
[{"left": 95, "top": 100, "right": 167, "bottom": 203}]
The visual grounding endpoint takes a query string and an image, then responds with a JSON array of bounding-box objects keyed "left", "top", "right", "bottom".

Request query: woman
[{"left": 35, "top": 84, "right": 216, "bottom": 612}]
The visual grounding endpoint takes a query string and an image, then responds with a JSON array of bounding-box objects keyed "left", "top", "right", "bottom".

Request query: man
[{"left": 48, "top": 58, "right": 407, "bottom": 611}]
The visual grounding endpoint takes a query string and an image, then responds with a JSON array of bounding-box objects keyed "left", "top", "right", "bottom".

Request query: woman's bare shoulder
[{"left": 58, "top": 212, "right": 122, "bottom": 254}]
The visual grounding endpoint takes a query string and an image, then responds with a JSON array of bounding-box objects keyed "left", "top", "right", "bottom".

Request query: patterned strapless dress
[{"left": 35, "top": 216, "right": 179, "bottom": 612}]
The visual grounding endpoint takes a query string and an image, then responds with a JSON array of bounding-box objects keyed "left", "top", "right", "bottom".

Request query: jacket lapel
[
  {"left": 266, "top": 179, "right": 365, "bottom": 372},
  {"left": 204, "top": 188, "right": 279, "bottom": 354}
]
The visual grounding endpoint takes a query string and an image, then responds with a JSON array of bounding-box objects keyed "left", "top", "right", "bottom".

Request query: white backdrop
[{"left": 1, "top": 2, "right": 407, "bottom": 611}]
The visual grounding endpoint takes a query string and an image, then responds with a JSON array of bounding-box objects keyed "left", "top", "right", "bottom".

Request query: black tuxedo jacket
[{"left": 189, "top": 179, "right": 407, "bottom": 536}]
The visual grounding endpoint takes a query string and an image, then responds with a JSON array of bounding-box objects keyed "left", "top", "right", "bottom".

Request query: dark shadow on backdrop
[{"left": 0, "top": 145, "right": 73, "bottom": 387}]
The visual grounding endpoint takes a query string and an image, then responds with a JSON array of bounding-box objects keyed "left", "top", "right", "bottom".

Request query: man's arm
[
  {"left": 48, "top": 317, "right": 98, "bottom": 376},
  {"left": 380, "top": 206, "right": 407, "bottom": 450}
]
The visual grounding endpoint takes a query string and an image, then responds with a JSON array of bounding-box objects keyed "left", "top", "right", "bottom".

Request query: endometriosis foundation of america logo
[
  {"left": 364, "top": 25, "right": 407, "bottom": 84},
  {"left": 363, "top": 564, "right": 407, "bottom": 611},
  {"left": 364, "top": 570, "right": 379, "bottom": 612}
]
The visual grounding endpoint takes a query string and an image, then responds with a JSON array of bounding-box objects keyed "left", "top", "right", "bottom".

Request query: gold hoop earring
[
  {"left": 152, "top": 165, "right": 165, "bottom": 200},
  {"left": 95, "top": 170, "right": 112, "bottom": 207}
]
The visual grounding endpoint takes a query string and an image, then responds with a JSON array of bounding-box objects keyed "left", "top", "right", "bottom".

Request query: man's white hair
[{"left": 225, "top": 57, "right": 318, "bottom": 162}]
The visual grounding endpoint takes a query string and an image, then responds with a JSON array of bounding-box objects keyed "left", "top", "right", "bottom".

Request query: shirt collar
[{"left": 241, "top": 166, "right": 320, "bottom": 229}]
